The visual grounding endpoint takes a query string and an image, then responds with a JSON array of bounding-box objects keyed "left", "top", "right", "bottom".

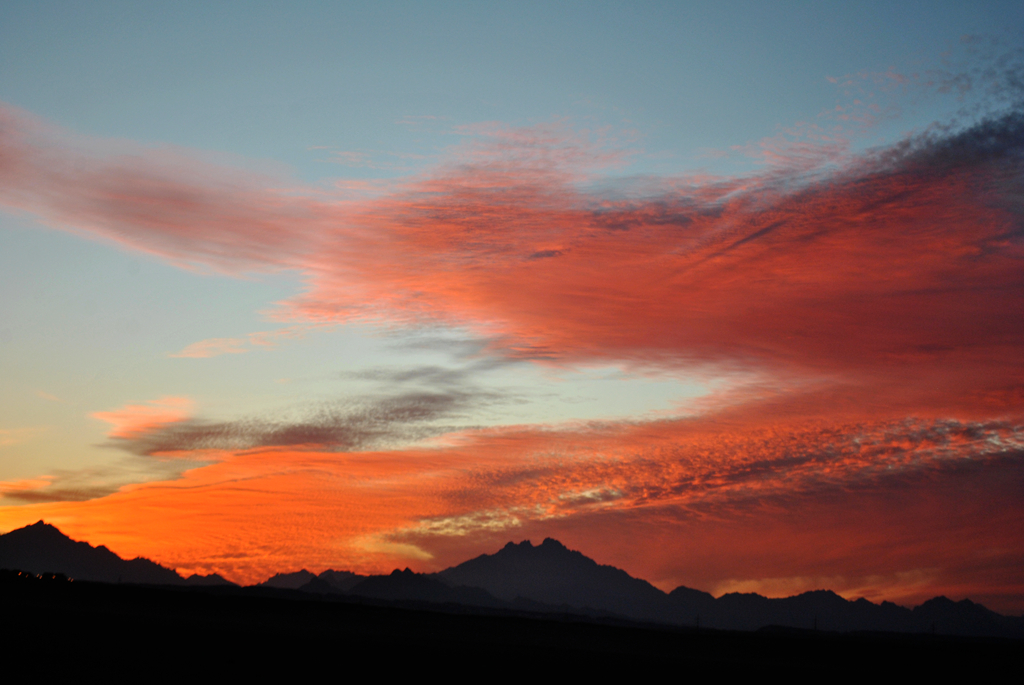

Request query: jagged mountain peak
[
  {"left": 492, "top": 537, "right": 587, "bottom": 562},
  {"left": 26, "top": 520, "right": 55, "bottom": 530},
  {"left": 14, "top": 520, "right": 66, "bottom": 539}
]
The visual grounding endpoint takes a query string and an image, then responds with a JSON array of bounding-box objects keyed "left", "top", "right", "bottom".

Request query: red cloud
[
  {"left": 287, "top": 115, "right": 1022, "bottom": 419},
  {"left": 3, "top": 105, "right": 1021, "bottom": 420}
]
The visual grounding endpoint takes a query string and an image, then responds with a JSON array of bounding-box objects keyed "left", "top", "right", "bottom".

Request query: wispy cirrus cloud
[
  {"left": 170, "top": 325, "right": 325, "bottom": 358},
  {"left": 0, "top": 427, "right": 45, "bottom": 448},
  {"left": 0, "top": 103, "right": 333, "bottom": 275},
  {"left": 170, "top": 337, "right": 248, "bottom": 358}
]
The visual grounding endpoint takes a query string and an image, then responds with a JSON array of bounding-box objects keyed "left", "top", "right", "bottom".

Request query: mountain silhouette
[
  {"left": 315, "top": 569, "right": 365, "bottom": 592},
  {"left": 911, "top": 596, "right": 1023, "bottom": 638},
  {"left": 263, "top": 568, "right": 374, "bottom": 593},
  {"left": 3, "top": 522, "right": 1021, "bottom": 637},
  {"left": 183, "top": 572, "right": 236, "bottom": 587},
  {"left": 0, "top": 520, "right": 184, "bottom": 585},
  {"left": 343, "top": 567, "right": 505, "bottom": 607},
  {"left": 436, "top": 538, "right": 677, "bottom": 622},
  {"left": 435, "top": 538, "right": 1024, "bottom": 637},
  {"left": 258, "top": 569, "right": 318, "bottom": 589}
]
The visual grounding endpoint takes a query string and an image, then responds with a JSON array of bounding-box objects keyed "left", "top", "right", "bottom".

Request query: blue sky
[{"left": 5, "top": 1, "right": 1017, "bottom": 178}]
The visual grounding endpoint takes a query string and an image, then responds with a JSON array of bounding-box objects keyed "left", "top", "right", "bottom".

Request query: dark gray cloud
[
  {"left": 342, "top": 358, "right": 510, "bottom": 387},
  {"left": 2, "top": 361, "right": 520, "bottom": 504},
  {"left": 3, "top": 486, "right": 121, "bottom": 504},
  {"left": 3, "top": 487, "right": 112, "bottom": 504},
  {"left": 2, "top": 387, "right": 504, "bottom": 503},
  {"left": 104, "top": 388, "right": 502, "bottom": 457},
  {"left": 0, "top": 456, "right": 203, "bottom": 504}
]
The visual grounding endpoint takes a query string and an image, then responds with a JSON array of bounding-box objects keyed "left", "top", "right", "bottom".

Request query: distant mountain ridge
[
  {"left": 2, "top": 521, "right": 1021, "bottom": 638},
  {"left": 258, "top": 569, "right": 319, "bottom": 589},
  {"left": 261, "top": 568, "right": 367, "bottom": 592},
  {"left": 436, "top": 538, "right": 681, "bottom": 622},
  {"left": 430, "top": 538, "right": 1023, "bottom": 638},
  {"left": 436, "top": 538, "right": 865, "bottom": 627}
]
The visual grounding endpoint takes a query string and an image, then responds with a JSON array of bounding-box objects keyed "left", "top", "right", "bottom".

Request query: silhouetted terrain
[
  {"left": 345, "top": 567, "right": 506, "bottom": 607},
  {"left": 434, "top": 537, "right": 1024, "bottom": 638},
  {"left": 183, "top": 571, "right": 236, "bottom": 586},
  {"left": 0, "top": 520, "right": 181, "bottom": 585},
  {"left": 1, "top": 569, "right": 1018, "bottom": 675},
  {"left": 258, "top": 569, "right": 319, "bottom": 589},
  {"left": 2, "top": 521, "right": 1021, "bottom": 639},
  {"left": 437, "top": 538, "right": 676, "bottom": 621},
  {"left": 311, "top": 568, "right": 365, "bottom": 592},
  {"left": 0, "top": 520, "right": 236, "bottom": 587}
]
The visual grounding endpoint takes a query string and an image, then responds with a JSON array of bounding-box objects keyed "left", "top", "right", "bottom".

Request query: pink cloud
[
  {"left": 170, "top": 337, "right": 248, "bottom": 359},
  {"left": 0, "top": 104, "right": 330, "bottom": 274},
  {"left": 91, "top": 397, "right": 193, "bottom": 440},
  {"left": 169, "top": 325, "right": 329, "bottom": 358}
]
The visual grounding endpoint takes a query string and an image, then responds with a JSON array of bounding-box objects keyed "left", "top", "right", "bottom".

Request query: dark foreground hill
[
  {"left": 2, "top": 521, "right": 1021, "bottom": 639},
  {"left": 1, "top": 569, "right": 1018, "bottom": 676}
]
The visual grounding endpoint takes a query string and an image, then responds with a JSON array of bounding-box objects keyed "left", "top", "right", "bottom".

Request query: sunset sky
[{"left": 2, "top": 1, "right": 1023, "bottom": 612}]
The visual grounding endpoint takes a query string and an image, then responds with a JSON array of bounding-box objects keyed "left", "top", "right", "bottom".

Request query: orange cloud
[{"left": 2, "top": 410, "right": 1020, "bottom": 611}]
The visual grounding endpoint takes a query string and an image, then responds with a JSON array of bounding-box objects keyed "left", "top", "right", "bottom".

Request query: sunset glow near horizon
[{"left": 1, "top": 2, "right": 1023, "bottom": 612}]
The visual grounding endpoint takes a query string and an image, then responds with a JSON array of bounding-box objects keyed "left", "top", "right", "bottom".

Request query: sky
[{"left": 1, "top": 1, "right": 1023, "bottom": 612}]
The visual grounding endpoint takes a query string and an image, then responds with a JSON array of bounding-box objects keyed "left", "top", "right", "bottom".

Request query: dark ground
[{"left": 1, "top": 571, "right": 1017, "bottom": 676}]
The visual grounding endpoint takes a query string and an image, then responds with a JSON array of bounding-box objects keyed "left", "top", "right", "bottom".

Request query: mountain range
[{"left": 2, "top": 520, "right": 1021, "bottom": 639}]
